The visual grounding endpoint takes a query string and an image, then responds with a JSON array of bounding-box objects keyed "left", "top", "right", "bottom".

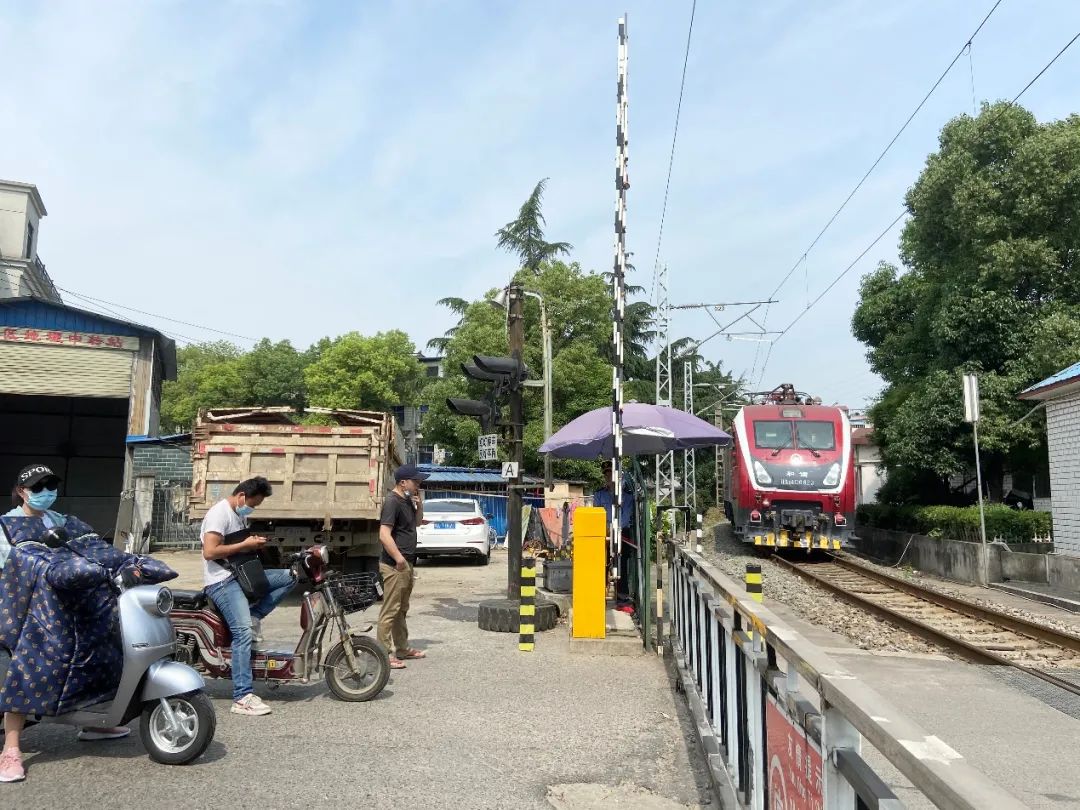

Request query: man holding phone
[
  {"left": 378, "top": 464, "right": 430, "bottom": 670},
  {"left": 200, "top": 476, "right": 296, "bottom": 716}
]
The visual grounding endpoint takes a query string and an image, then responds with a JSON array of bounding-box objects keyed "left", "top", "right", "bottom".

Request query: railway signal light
[{"left": 447, "top": 355, "right": 531, "bottom": 434}]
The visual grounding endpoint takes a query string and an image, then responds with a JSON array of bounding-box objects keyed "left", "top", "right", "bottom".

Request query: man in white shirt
[{"left": 200, "top": 477, "right": 295, "bottom": 717}]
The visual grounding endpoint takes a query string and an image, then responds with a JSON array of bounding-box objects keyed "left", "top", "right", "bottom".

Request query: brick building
[{"left": 1019, "top": 360, "right": 1080, "bottom": 556}]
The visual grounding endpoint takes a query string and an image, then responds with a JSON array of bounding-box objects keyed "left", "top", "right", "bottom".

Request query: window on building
[
  {"left": 426, "top": 365, "right": 440, "bottom": 378},
  {"left": 391, "top": 406, "right": 406, "bottom": 426},
  {"left": 419, "top": 445, "right": 435, "bottom": 465},
  {"left": 25, "top": 221, "right": 35, "bottom": 258}
]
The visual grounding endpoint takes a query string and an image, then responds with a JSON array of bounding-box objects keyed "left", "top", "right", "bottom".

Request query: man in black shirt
[{"left": 378, "top": 464, "right": 430, "bottom": 669}]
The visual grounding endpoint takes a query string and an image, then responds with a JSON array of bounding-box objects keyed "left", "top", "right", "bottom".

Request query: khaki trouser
[{"left": 378, "top": 561, "right": 415, "bottom": 657}]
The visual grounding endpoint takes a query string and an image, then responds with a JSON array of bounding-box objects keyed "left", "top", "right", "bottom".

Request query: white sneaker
[
  {"left": 231, "top": 694, "right": 272, "bottom": 716},
  {"left": 251, "top": 617, "right": 263, "bottom": 643}
]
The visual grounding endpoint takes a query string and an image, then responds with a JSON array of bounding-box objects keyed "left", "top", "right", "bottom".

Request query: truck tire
[{"left": 477, "top": 598, "right": 558, "bottom": 633}]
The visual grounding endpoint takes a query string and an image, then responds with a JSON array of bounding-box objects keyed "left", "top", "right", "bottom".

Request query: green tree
[
  {"left": 159, "top": 341, "right": 245, "bottom": 431},
  {"left": 422, "top": 261, "right": 612, "bottom": 482},
  {"left": 852, "top": 103, "right": 1080, "bottom": 502},
  {"left": 305, "top": 330, "right": 424, "bottom": 411},
  {"left": 237, "top": 339, "right": 307, "bottom": 409},
  {"left": 495, "top": 178, "right": 572, "bottom": 275}
]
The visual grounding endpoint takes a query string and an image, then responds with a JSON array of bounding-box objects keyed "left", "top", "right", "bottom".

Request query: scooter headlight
[{"left": 155, "top": 587, "right": 174, "bottom": 616}]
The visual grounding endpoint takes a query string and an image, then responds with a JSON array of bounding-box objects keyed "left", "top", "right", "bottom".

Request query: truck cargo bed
[{"left": 188, "top": 407, "right": 401, "bottom": 528}]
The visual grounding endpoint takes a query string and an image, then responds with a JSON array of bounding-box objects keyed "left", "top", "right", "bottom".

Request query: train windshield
[
  {"left": 752, "top": 419, "right": 837, "bottom": 451},
  {"left": 796, "top": 421, "right": 836, "bottom": 450},
  {"left": 753, "top": 421, "right": 793, "bottom": 449}
]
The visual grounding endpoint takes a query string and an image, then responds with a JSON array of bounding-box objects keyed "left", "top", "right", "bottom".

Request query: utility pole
[
  {"left": 507, "top": 286, "right": 526, "bottom": 599},
  {"left": 683, "top": 360, "right": 696, "bottom": 518},
  {"left": 654, "top": 264, "right": 676, "bottom": 527},
  {"left": 611, "top": 14, "right": 629, "bottom": 590}
]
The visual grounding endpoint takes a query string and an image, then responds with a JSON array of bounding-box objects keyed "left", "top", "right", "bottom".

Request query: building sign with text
[
  {"left": 766, "top": 695, "right": 823, "bottom": 810},
  {"left": 0, "top": 326, "right": 139, "bottom": 351}
]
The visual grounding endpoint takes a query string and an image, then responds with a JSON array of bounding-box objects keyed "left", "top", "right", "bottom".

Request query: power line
[
  {"left": 758, "top": 16, "right": 1078, "bottom": 385},
  {"left": 55, "top": 287, "right": 256, "bottom": 343},
  {"left": 650, "top": 0, "right": 698, "bottom": 309},
  {"left": 1011, "top": 30, "right": 1079, "bottom": 102},
  {"left": 764, "top": 0, "right": 1005, "bottom": 303}
]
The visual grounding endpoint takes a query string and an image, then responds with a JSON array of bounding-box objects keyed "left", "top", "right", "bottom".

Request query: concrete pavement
[{"left": 5, "top": 549, "right": 713, "bottom": 810}]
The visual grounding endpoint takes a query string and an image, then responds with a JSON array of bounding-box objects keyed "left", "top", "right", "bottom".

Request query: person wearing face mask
[
  {"left": 200, "top": 476, "right": 296, "bottom": 716},
  {"left": 377, "top": 464, "right": 430, "bottom": 670},
  {"left": 1, "top": 464, "right": 158, "bottom": 783}
]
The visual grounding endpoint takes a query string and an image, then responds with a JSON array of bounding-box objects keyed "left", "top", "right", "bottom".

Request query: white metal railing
[{"left": 666, "top": 543, "right": 1029, "bottom": 810}]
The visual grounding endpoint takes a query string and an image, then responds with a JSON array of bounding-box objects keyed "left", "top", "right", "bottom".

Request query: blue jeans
[{"left": 206, "top": 569, "right": 296, "bottom": 701}]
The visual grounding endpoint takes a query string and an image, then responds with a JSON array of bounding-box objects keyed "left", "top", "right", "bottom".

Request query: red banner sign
[
  {"left": 767, "top": 695, "right": 823, "bottom": 810},
  {"left": 0, "top": 326, "right": 138, "bottom": 351}
]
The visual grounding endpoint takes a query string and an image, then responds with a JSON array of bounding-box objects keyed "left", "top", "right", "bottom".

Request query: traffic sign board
[
  {"left": 501, "top": 462, "right": 519, "bottom": 479},
  {"left": 478, "top": 434, "right": 498, "bottom": 461}
]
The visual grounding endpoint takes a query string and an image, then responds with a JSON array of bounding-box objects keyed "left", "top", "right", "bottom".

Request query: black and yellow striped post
[
  {"left": 745, "top": 563, "right": 763, "bottom": 603},
  {"left": 519, "top": 557, "right": 537, "bottom": 651}
]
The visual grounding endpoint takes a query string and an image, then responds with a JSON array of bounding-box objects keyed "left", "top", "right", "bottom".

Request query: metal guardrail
[{"left": 665, "top": 543, "right": 1029, "bottom": 809}]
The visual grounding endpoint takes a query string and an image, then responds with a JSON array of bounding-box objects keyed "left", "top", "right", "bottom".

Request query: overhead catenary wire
[
  {"left": 650, "top": 0, "right": 698, "bottom": 310},
  {"left": 758, "top": 22, "right": 1079, "bottom": 383},
  {"left": 762, "top": 0, "right": 1006, "bottom": 305}
]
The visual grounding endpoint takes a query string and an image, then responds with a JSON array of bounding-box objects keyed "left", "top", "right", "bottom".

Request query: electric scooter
[
  {"left": 169, "top": 545, "right": 390, "bottom": 702},
  {"left": 6, "top": 528, "right": 216, "bottom": 765}
]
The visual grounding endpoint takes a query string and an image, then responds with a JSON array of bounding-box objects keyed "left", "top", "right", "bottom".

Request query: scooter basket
[{"left": 326, "top": 572, "right": 383, "bottom": 614}]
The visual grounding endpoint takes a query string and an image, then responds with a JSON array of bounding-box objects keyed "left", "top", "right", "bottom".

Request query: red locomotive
[{"left": 723, "top": 384, "right": 855, "bottom": 551}]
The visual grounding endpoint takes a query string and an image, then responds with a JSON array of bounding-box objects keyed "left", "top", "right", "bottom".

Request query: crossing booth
[{"left": 0, "top": 296, "right": 176, "bottom": 541}]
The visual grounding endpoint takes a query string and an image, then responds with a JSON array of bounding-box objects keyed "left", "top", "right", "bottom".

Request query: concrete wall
[
  {"left": 853, "top": 527, "right": 1080, "bottom": 592},
  {"left": 0, "top": 185, "right": 31, "bottom": 259},
  {"left": 1046, "top": 392, "right": 1080, "bottom": 556}
]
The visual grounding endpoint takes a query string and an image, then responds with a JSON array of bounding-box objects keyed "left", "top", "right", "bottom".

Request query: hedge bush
[{"left": 856, "top": 503, "right": 1052, "bottom": 543}]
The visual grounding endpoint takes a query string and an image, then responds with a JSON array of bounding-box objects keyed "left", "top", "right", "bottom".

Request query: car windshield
[
  {"left": 425, "top": 501, "right": 477, "bottom": 513},
  {"left": 753, "top": 420, "right": 793, "bottom": 450},
  {"left": 796, "top": 421, "right": 836, "bottom": 451}
]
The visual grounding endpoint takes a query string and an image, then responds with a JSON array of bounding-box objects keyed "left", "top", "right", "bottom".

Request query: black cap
[
  {"left": 17, "top": 464, "right": 61, "bottom": 489},
  {"left": 394, "top": 464, "right": 430, "bottom": 482}
]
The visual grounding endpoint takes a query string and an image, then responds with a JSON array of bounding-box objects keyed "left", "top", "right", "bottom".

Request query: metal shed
[{"left": 0, "top": 296, "right": 177, "bottom": 540}]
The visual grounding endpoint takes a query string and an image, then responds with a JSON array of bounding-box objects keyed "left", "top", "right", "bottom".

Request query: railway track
[{"left": 773, "top": 553, "right": 1080, "bottom": 697}]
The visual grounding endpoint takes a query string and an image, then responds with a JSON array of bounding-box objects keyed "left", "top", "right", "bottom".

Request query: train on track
[{"left": 723, "top": 383, "right": 856, "bottom": 551}]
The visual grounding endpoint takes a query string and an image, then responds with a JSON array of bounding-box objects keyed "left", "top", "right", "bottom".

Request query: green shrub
[{"left": 856, "top": 502, "right": 1052, "bottom": 542}]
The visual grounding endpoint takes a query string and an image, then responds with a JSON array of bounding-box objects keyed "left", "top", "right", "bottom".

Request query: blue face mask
[
  {"left": 27, "top": 489, "right": 57, "bottom": 511},
  {"left": 236, "top": 504, "right": 254, "bottom": 518}
]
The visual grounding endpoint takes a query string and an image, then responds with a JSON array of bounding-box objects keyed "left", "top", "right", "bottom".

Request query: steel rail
[{"left": 772, "top": 554, "right": 1080, "bottom": 699}]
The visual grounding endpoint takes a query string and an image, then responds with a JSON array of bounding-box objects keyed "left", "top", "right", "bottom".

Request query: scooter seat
[{"left": 172, "top": 589, "right": 209, "bottom": 610}]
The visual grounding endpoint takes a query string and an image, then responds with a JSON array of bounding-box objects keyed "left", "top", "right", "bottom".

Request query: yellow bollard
[
  {"left": 745, "top": 563, "right": 763, "bottom": 603},
  {"left": 572, "top": 507, "right": 606, "bottom": 639},
  {"left": 519, "top": 558, "right": 536, "bottom": 652}
]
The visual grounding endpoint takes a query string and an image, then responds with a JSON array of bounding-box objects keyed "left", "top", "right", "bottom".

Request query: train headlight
[
  {"left": 753, "top": 461, "right": 772, "bottom": 485},
  {"left": 823, "top": 463, "right": 841, "bottom": 487}
]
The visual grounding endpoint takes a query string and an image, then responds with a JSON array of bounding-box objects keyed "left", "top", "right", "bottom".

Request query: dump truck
[{"left": 187, "top": 406, "right": 402, "bottom": 571}]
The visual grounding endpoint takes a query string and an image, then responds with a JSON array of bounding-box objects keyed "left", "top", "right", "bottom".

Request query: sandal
[
  {"left": 388, "top": 657, "right": 407, "bottom": 669},
  {"left": 399, "top": 648, "right": 426, "bottom": 660}
]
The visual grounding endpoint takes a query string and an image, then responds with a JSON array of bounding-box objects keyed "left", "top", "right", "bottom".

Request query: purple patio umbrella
[{"left": 539, "top": 403, "right": 731, "bottom": 460}]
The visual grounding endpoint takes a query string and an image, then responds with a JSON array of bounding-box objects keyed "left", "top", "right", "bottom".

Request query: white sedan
[{"left": 416, "top": 498, "right": 493, "bottom": 565}]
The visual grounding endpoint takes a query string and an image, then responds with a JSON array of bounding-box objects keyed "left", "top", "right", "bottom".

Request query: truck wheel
[
  {"left": 477, "top": 598, "right": 558, "bottom": 633},
  {"left": 325, "top": 636, "right": 390, "bottom": 702},
  {"left": 140, "top": 691, "right": 215, "bottom": 765}
]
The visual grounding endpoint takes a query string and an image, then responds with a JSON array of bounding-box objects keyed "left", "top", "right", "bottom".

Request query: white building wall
[{"left": 1046, "top": 392, "right": 1080, "bottom": 556}]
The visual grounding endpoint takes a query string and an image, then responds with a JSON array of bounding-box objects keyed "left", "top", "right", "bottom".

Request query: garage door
[{"left": 0, "top": 343, "right": 133, "bottom": 398}]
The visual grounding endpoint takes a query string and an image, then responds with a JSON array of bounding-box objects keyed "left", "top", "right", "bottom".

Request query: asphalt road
[{"left": 5, "top": 550, "right": 713, "bottom": 809}]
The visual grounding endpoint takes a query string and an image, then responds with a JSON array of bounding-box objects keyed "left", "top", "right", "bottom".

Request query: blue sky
[{"left": 2, "top": 1, "right": 1078, "bottom": 408}]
